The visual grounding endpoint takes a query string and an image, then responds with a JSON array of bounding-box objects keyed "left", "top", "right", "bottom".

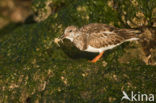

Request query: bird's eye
[{"left": 69, "top": 30, "right": 72, "bottom": 32}]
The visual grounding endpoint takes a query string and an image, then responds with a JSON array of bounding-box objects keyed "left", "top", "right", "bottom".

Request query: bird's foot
[
  {"left": 88, "top": 51, "right": 104, "bottom": 63},
  {"left": 88, "top": 60, "right": 97, "bottom": 63}
]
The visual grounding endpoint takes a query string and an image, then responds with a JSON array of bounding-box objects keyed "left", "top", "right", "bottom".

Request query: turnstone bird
[{"left": 59, "top": 23, "right": 141, "bottom": 63}]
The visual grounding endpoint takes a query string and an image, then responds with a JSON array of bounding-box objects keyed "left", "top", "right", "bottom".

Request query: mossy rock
[{"left": 0, "top": 0, "right": 156, "bottom": 102}]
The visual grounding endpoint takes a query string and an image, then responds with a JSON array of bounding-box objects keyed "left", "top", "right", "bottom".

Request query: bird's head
[{"left": 60, "top": 26, "right": 79, "bottom": 42}]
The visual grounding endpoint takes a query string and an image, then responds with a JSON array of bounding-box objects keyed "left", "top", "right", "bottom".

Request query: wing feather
[
  {"left": 87, "top": 32, "right": 124, "bottom": 48},
  {"left": 79, "top": 23, "right": 139, "bottom": 48}
]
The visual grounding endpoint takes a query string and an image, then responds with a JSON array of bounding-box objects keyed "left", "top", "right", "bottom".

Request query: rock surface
[{"left": 0, "top": 0, "right": 156, "bottom": 102}]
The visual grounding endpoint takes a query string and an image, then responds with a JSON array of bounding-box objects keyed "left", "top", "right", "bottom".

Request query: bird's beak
[{"left": 60, "top": 35, "right": 65, "bottom": 40}]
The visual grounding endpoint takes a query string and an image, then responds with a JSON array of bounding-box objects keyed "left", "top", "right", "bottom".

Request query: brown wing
[
  {"left": 80, "top": 23, "right": 140, "bottom": 48},
  {"left": 114, "top": 29, "right": 141, "bottom": 39},
  {"left": 80, "top": 23, "right": 140, "bottom": 39},
  {"left": 87, "top": 32, "right": 124, "bottom": 48}
]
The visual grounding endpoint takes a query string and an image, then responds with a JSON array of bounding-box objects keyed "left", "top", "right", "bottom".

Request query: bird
[{"left": 60, "top": 23, "right": 141, "bottom": 63}]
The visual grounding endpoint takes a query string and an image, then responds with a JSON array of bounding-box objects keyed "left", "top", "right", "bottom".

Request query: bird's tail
[{"left": 119, "top": 28, "right": 142, "bottom": 39}]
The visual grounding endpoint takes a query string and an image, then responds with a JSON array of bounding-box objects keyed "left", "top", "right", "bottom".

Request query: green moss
[{"left": 0, "top": 0, "right": 156, "bottom": 102}]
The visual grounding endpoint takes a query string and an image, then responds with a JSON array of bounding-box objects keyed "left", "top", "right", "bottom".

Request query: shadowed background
[{"left": 0, "top": 0, "right": 156, "bottom": 102}]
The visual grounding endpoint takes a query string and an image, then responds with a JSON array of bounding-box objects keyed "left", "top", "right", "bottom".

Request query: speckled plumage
[{"left": 62, "top": 23, "right": 141, "bottom": 53}]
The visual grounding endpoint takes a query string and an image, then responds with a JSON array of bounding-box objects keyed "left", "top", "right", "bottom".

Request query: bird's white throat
[{"left": 66, "top": 37, "right": 74, "bottom": 42}]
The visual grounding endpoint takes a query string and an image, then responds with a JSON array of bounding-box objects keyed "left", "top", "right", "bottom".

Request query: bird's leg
[{"left": 90, "top": 51, "right": 104, "bottom": 63}]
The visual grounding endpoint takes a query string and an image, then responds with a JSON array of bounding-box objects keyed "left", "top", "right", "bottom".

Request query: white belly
[
  {"left": 84, "top": 37, "right": 139, "bottom": 53},
  {"left": 84, "top": 44, "right": 120, "bottom": 53}
]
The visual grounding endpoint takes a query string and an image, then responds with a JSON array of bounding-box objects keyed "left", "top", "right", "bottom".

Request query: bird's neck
[
  {"left": 67, "top": 32, "right": 81, "bottom": 42},
  {"left": 74, "top": 31, "right": 81, "bottom": 38}
]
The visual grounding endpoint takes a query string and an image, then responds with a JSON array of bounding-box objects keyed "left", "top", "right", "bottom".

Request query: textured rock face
[
  {"left": 0, "top": 0, "right": 156, "bottom": 102},
  {"left": 0, "top": 0, "right": 32, "bottom": 28}
]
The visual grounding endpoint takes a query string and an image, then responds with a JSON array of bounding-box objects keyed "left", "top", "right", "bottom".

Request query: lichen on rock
[{"left": 0, "top": 0, "right": 156, "bottom": 102}]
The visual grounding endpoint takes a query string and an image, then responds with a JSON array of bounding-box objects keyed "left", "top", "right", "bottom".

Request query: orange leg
[{"left": 90, "top": 51, "right": 104, "bottom": 63}]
